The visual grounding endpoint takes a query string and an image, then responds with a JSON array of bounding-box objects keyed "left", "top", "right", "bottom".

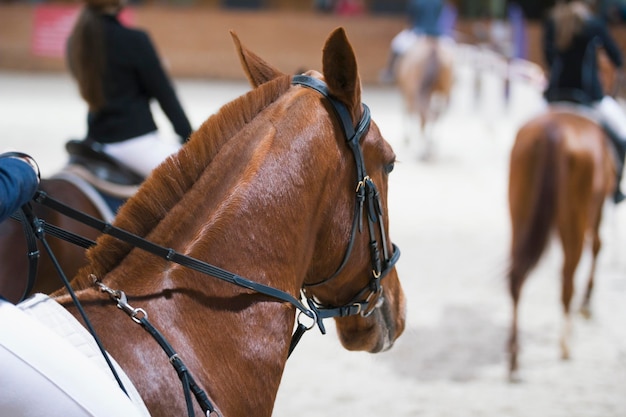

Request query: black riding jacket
[
  {"left": 543, "top": 15, "right": 623, "bottom": 104},
  {"left": 77, "top": 14, "right": 192, "bottom": 144}
]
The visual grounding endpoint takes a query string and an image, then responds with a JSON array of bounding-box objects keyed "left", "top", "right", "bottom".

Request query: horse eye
[{"left": 384, "top": 163, "right": 395, "bottom": 174}]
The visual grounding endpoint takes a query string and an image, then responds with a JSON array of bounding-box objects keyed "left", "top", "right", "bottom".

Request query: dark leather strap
[
  {"left": 33, "top": 190, "right": 314, "bottom": 319},
  {"left": 13, "top": 206, "right": 39, "bottom": 302},
  {"left": 1, "top": 151, "right": 41, "bottom": 303},
  {"left": 292, "top": 75, "right": 399, "bottom": 300},
  {"left": 139, "top": 316, "right": 216, "bottom": 416}
]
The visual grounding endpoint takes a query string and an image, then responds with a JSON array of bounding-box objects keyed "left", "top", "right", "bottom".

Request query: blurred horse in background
[
  {"left": 396, "top": 36, "right": 454, "bottom": 160},
  {"left": 507, "top": 107, "right": 615, "bottom": 381}
]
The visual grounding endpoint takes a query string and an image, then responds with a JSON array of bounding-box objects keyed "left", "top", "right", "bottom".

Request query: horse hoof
[
  {"left": 419, "top": 150, "right": 433, "bottom": 162},
  {"left": 579, "top": 306, "right": 592, "bottom": 320},
  {"left": 559, "top": 335, "right": 571, "bottom": 360},
  {"left": 508, "top": 370, "right": 522, "bottom": 384}
]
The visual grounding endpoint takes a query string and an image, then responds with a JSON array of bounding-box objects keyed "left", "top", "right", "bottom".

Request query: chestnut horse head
[
  {"left": 507, "top": 106, "right": 614, "bottom": 381},
  {"left": 53, "top": 28, "right": 405, "bottom": 416}
]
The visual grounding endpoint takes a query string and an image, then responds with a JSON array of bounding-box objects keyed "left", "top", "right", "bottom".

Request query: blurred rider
[
  {"left": 380, "top": 0, "right": 450, "bottom": 83},
  {"left": 66, "top": 0, "right": 192, "bottom": 178},
  {"left": 543, "top": 0, "right": 626, "bottom": 203}
]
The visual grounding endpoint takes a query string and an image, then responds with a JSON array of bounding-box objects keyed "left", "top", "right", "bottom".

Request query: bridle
[
  {"left": 11, "top": 75, "right": 400, "bottom": 417},
  {"left": 292, "top": 75, "right": 400, "bottom": 327}
]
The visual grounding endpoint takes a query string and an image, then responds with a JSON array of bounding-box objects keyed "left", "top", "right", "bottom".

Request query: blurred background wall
[{"left": 0, "top": 0, "right": 624, "bottom": 83}]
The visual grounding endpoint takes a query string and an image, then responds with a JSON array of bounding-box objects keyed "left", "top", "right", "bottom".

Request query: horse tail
[
  {"left": 418, "top": 43, "right": 440, "bottom": 100},
  {"left": 508, "top": 119, "right": 561, "bottom": 298}
]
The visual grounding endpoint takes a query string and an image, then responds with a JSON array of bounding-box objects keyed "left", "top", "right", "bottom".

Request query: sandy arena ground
[{"left": 1, "top": 57, "right": 626, "bottom": 417}]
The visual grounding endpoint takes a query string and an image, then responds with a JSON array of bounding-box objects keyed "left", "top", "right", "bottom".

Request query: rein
[
  {"left": 13, "top": 75, "right": 400, "bottom": 417},
  {"left": 2, "top": 151, "right": 42, "bottom": 302}
]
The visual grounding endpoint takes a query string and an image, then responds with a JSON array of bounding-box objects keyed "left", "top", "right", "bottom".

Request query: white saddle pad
[
  {"left": 51, "top": 169, "right": 117, "bottom": 222},
  {"left": 12, "top": 293, "right": 151, "bottom": 416}
]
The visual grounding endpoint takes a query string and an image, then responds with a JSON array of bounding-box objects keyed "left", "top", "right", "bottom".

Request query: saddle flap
[
  {"left": 544, "top": 88, "right": 593, "bottom": 106},
  {"left": 65, "top": 139, "right": 144, "bottom": 186}
]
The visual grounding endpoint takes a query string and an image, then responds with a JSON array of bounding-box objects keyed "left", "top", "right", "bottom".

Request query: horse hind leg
[
  {"left": 559, "top": 228, "right": 585, "bottom": 360},
  {"left": 559, "top": 260, "right": 577, "bottom": 360},
  {"left": 413, "top": 97, "right": 434, "bottom": 161},
  {"left": 420, "top": 112, "right": 435, "bottom": 161},
  {"left": 508, "top": 266, "right": 526, "bottom": 382},
  {"left": 508, "top": 290, "right": 521, "bottom": 382},
  {"left": 401, "top": 99, "right": 421, "bottom": 147},
  {"left": 580, "top": 210, "right": 603, "bottom": 319},
  {"left": 579, "top": 250, "right": 597, "bottom": 320}
]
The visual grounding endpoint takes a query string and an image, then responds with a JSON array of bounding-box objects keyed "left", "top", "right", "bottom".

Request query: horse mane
[{"left": 72, "top": 75, "right": 292, "bottom": 288}]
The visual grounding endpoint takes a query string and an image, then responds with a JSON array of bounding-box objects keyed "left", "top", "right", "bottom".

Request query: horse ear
[
  {"left": 230, "top": 31, "right": 285, "bottom": 88},
  {"left": 322, "top": 27, "right": 362, "bottom": 123}
]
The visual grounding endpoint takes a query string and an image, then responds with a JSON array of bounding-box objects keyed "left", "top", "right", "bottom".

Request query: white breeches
[
  {"left": 102, "top": 131, "right": 181, "bottom": 178},
  {"left": 391, "top": 29, "right": 420, "bottom": 55},
  {"left": 593, "top": 95, "right": 626, "bottom": 140}
]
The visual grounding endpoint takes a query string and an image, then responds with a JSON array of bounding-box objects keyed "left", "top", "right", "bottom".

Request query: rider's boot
[
  {"left": 379, "top": 52, "right": 399, "bottom": 84},
  {"left": 614, "top": 162, "right": 625, "bottom": 204}
]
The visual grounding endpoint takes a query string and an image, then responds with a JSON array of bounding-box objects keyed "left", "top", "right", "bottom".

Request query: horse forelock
[{"left": 73, "top": 75, "right": 293, "bottom": 286}]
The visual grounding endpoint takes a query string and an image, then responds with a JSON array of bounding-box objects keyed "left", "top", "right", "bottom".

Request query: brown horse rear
[{"left": 507, "top": 108, "right": 615, "bottom": 380}]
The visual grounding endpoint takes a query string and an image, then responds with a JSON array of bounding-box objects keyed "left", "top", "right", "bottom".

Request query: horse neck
[{"left": 142, "top": 93, "right": 353, "bottom": 294}]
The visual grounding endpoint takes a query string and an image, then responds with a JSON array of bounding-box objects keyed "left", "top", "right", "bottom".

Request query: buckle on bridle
[
  {"left": 360, "top": 286, "right": 384, "bottom": 318},
  {"left": 356, "top": 175, "right": 370, "bottom": 192},
  {"left": 296, "top": 308, "right": 317, "bottom": 331}
]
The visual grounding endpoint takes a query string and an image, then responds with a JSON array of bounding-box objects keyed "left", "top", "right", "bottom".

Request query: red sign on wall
[{"left": 31, "top": 5, "right": 135, "bottom": 58}]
